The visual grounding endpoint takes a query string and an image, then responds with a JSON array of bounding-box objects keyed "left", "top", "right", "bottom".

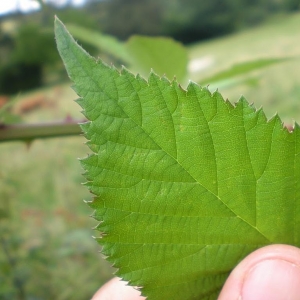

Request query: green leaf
[
  {"left": 55, "top": 17, "right": 300, "bottom": 300},
  {"left": 125, "top": 35, "right": 188, "bottom": 82}
]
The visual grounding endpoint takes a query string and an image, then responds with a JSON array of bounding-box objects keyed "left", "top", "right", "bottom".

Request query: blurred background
[{"left": 0, "top": 0, "right": 299, "bottom": 299}]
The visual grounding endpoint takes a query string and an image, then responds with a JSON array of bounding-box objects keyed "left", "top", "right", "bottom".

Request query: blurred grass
[{"left": 0, "top": 12, "right": 300, "bottom": 299}]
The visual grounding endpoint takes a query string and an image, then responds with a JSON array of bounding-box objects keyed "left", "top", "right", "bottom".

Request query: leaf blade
[{"left": 55, "top": 17, "right": 300, "bottom": 300}]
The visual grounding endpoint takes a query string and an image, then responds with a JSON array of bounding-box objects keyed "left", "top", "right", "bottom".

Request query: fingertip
[
  {"left": 92, "top": 277, "right": 145, "bottom": 300},
  {"left": 218, "top": 244, "right": 300, "bottom": 300}
]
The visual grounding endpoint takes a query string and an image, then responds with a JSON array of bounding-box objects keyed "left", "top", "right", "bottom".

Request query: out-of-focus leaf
[{"left": 125, "top": 35, "right": 188, "bottom": 82}]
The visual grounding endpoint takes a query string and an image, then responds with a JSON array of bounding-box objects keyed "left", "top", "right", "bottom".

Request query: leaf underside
[{"left": 55, "top": 17, "right": 300, "bottom": 300}]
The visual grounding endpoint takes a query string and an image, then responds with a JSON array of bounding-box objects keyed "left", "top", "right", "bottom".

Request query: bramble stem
[{"left": 0, "top": 120, "right": 83, "bottom": 142}]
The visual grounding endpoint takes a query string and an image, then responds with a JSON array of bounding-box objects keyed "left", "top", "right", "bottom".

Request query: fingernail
[{"left": 241, "top": 259, "right": 300, "bottom": 300}]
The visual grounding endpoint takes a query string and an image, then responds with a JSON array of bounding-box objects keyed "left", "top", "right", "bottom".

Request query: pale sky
[{"left": 0, "top": 0, "right": 86, "bottom": 15}]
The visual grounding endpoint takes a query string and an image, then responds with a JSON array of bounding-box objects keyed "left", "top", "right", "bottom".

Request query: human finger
[
  {"left": 218, "top": 244, "right": 300, "bottom": 300},
  {"left": 91, "top": 277, "right": 146, "bottom": 300}
]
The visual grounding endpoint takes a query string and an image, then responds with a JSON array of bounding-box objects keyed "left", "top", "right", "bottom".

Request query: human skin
[
  {"left": 218, "top": 244, "right": 300, "bottom": 300},
  {"left": 92, "top": 244, "right": 300, "bottom": 300}
]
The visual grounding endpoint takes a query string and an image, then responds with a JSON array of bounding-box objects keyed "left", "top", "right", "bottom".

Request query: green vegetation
[
  {"left": 0, "top": 11, "right": 300, "bottom": 300},
  {"left": 0, "top": 22, "right": 59, "bottom": 94},
  {"left": 0, "top": 87, "right": 113, "bottom": 299},
  {"left": 0, "top": 6, "right": 99, "bottom": 94},
  {"left": 0, "top": 0, "right": 298, "bottom": 94}
]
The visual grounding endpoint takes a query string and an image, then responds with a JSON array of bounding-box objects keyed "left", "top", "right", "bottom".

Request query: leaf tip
[{"left": 54, "top": 16, "right": 66, "bottom": 37}]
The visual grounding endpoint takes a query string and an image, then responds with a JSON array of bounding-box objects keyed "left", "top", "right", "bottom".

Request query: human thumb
[{"left": 218, "top": 244, "right": 300, "bottom": 300}]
